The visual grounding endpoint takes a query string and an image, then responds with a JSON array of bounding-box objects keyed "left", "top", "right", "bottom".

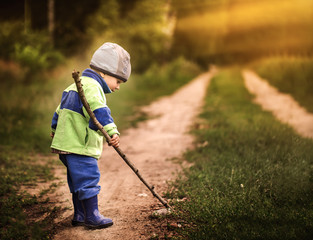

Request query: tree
[
  {"left": 48, "top": 0, "right": 55, "bottom": 45},
  {"left": 24, "top": 0, "right": 31, "bottom": 32}
]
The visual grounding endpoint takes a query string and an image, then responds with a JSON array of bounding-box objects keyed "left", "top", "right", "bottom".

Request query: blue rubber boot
[
  {"left": 71, "top": 193, "right": 85, "bottom": 226},
  {"left": 82, "top": 195, "right": 113, "bottom": 229}
]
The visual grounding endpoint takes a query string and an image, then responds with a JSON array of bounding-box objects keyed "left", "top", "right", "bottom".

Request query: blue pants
[{"left": 59, "top": 154, "right": 101, "bottom": 200}]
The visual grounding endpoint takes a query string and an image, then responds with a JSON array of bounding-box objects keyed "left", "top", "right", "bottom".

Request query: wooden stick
[{"left": 72, "top": 70, "right": 171, "bottom": 209}]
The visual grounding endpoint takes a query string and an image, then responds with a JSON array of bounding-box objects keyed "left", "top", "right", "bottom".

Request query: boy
[{"left": 50, "top": 42, "right": 131, "bottom": 229}]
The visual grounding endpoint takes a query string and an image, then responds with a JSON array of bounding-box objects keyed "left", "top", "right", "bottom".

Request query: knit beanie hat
[{"left": 90, "top": 42, "right": 131, "bottom": 82}]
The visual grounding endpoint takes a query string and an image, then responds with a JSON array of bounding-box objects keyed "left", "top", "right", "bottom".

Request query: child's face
[{"left": 101, "top": 73, "right": 123, "bottom": 92}]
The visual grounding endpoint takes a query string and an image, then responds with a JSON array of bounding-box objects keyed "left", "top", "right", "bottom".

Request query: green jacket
[{"left": 51, "top": 69, "right": 119, "bottom": 159}]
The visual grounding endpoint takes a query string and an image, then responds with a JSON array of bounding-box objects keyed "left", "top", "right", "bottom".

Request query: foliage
[
  {"left": 0, "top": 0, "right": 173, "bottom": 80},
  {"left": 167, "top": 69, "right": 313, "bottom": 239},
  {"left": 87, "top": 0, "right": 172, "bottom": 72},
  {"left": 0, "top": 70, "right": 62, "bottom": 152},
  {"left": 52, "top": 0, "right": 101, "bottom": 55},
  {"left": 132, "top": 56, "right": 201, "bottom": 102},
  {"left": 13, "top": 43, "right": 62, "bottom": 77},
  {"left": 86, "top": 0, "right": 120, "bottom": 36},
  {"left": 0, "top": 0, "right": 103, "bottom": 56},
  {"left": 251, "top": 56, "right": 313, "bottom": 113},
  {"left": 0, "top": 21, "right": 63, "bottom": 80}
]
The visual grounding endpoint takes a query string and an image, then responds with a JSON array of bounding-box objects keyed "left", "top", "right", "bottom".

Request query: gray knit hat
[{"left": 90, "top": 42, "right": 131, "bottom": 82}]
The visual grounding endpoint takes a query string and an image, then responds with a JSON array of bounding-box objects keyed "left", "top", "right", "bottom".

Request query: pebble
[{"left": 151, "top": 208, "right": 171, "bottom": 217}]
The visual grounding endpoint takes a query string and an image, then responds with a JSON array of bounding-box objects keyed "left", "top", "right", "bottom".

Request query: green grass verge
[
  {"left": 0, "top": 147, "right": 61, "bottom": 240},
  {"left": 167, "top": 69, "right": 313, "bottom": 239},
  {"left": 251, "top": 56, "right": 313, "bottom": 113}
]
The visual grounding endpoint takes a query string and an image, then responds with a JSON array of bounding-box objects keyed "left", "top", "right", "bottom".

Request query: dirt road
[
  {"left": 243, "top": 70, "right": 313, "bottom": 139},
  {"left": 52, "top": 70, "right": 215, "bottom": 239}
]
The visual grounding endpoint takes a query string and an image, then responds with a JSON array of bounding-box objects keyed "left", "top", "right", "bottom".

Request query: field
[
  {"left": 166, "top": 68, "right": 313, "bottom": 239},
  {"left": 251, "top": 57, "right": 313, "bottom": 113}
]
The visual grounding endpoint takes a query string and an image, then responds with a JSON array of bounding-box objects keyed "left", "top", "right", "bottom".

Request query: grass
[
  {"left": 0, "top": 146, "right": 61, "bottom": 240},
  {"left": 251, "top": 56, "right": 313, "bottom": 113},
  {"left": 166, "top": 68, "right": 313, "bottom": 239}
]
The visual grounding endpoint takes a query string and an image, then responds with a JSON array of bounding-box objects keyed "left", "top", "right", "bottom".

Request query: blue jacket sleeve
[
  {"left": 89, "top": 107, "right": 119, "bottom": 136},
  {"left": 51, "top": 105, "right": 60, "bottom": 133}
]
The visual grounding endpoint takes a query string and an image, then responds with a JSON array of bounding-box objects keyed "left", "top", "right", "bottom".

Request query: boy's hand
[
  {"left": 109, "top": 134, "right": 120, "bottom": 148},
  {"left": 50, "top": 132, "right": 55, "bottom": 138}
]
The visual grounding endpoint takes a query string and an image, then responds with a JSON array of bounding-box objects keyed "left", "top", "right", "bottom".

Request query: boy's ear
[{"left": 99, "top": 72, "right": 106, "bottom": 78}]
